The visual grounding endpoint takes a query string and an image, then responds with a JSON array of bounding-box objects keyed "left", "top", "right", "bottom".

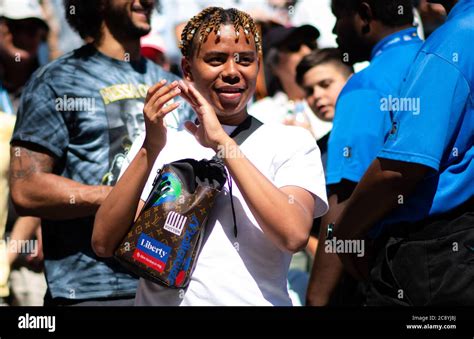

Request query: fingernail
[
  {"left": 161, "top": 79, "right": 167, "bottom": 84},
  {"left": 175, "top": 88, "right": 181, "bottom": 94},
  {"left": 172, "top": 80, "right": 178, "bottom": 86}
]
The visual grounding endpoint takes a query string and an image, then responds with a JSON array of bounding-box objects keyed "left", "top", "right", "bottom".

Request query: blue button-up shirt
[
  {"left": 327, "top": 27, "right": 423, "bottom": 186},
  {"left": 378, "top": 0, "right": 474, "bottom": 225}
]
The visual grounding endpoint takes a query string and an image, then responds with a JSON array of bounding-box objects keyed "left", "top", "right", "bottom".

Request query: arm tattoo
[{"left": 10, "top": 146, "right": 55, "bottom": 181}]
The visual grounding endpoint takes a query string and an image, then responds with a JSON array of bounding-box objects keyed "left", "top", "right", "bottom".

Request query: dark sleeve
[
  {"left": 378, "top": 54, "right": 470, "bottom": 171},
  {"left": 11, "top": 76, "right": 69, "bottom": 158}
]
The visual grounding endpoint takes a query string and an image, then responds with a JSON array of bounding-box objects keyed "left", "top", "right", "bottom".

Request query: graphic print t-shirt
[{"left": 11, "top": 44, "right": 193, "bottom": 299}]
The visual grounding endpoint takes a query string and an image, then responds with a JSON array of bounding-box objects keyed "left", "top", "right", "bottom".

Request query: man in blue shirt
[
  {"left": 306, "top": 0, "right": 423, "bottom": 305},
  {"left": 334, "top": 0, "right": 474, "bottom": 305}
]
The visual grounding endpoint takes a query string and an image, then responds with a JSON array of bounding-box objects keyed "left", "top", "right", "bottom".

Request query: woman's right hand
[{"left": 142, "top": 79, "right": 182, "bottom": 154}]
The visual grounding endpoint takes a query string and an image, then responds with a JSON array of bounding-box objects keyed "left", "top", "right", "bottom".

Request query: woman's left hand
[{"left": 178, "top": 80, "right": 231, "bottom": 152}]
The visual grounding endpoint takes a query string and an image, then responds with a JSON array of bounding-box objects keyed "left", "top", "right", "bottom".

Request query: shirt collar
[
  {"left": 88, "top": 44, "right": 147, "bottom": 70},
  {"left": 222, "top": 125, "right": 238, "bottom": 135},
  {"left": 370, "top": 27, "right": 421, "bottom": 60}
]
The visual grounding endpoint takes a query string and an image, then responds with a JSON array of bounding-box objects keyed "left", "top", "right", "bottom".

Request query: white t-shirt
[{"left": 119, "top": 123, "right": 328, "bottom": 306}]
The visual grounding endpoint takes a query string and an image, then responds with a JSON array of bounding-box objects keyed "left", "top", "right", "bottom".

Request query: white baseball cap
[{"left": 0, "top": 0, "right": 48, "bottom": 28}]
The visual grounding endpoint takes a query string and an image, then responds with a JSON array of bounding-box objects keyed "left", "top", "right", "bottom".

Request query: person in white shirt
[{"left": 92, "top": 7, "right": 328, "bottom": 306}]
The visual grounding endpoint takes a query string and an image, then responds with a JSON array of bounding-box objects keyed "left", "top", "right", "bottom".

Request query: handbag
[{"left": 114, "top": 116, "right": 262, "bottom": 288}]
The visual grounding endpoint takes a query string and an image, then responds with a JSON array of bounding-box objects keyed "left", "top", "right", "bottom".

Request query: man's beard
[{"left": 105, "top": 1, "right": 152, "bottom": 40}]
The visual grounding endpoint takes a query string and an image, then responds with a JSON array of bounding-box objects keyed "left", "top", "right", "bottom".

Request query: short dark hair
[
  {"left": 332, "top": 0, "right": 414, "bottom": 27},
  {"left": 63, "top": 0, "right": 107, "bottom": 41},
  {"left": 296, "top": 48, "right": 354, "bottom": 86}
]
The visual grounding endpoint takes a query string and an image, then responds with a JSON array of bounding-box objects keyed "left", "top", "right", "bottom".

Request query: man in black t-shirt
[{"left": 10, "top": 0, "right": 192, "bottom": 306}]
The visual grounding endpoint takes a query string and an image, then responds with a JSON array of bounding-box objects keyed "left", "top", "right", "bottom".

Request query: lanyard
[
  {"left": 371, "top": 27, "right": 421, "bottom": 60},
  {"left": 212, "top": 115, "right": 263, "bottom": 238}
]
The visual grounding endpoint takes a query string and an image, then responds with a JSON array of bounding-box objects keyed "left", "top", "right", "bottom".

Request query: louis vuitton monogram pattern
[{"left": 115, "top": 161, "right": 225, "bottom": 289}]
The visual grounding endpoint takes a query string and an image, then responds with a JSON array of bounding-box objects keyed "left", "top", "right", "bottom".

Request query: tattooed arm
[{"left": 9, "top": 142, "right": 112, "bottom": 220}]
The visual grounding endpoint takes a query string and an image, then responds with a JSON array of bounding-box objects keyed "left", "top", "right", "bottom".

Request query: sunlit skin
[
  {"left": 108, "top": 0, "right": 154, "bottom": 33},
  {"left": 129, "top": 0, "right": 153, "bottom": 30},
  {"left": 302, "top": 63, "right": 350, "bottom": 122},
  {"left": 181, "top": 25, "right": 260, "bottom": 125}
]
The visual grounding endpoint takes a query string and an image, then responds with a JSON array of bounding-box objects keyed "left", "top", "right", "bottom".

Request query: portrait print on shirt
[{"left": 100, "top": 83, "right": 181, "bottom": 186}]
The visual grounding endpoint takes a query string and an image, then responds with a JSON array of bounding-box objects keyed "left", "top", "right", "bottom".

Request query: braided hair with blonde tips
[{"left": 179, "top": 7, "right": 262, "bottom": 59}]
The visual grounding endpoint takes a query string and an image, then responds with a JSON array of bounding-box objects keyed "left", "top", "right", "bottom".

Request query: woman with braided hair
[{"left": 92, "top": 7, "right": 328, "bottom": 306}]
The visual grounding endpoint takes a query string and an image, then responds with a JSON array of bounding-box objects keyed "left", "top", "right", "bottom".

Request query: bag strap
[
  {"left": 213, "top": 115, "right": 263, "bottom": 238},
  {"left": 229, "top": 115, "right": 263, "bottom": 145},
  {"left": 211, "top": 115, "right": 263, "bottom": 162}
]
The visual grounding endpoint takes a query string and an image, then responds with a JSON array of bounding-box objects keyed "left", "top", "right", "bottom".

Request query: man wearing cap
[
  {"left": 9, "top": 0, "right": 192, "bottom": 306},
  {"left": 0, "top": 0, "right": 49, "bottom": 306},
  {"left": 306, "top": 0, "right": 423, "bottom": 305},
  {"left": 332, "top": 0, "right": 474, "bottom": 305},
  {"left": 249, "top": 24, "right": 333, "bottom": 141},
  {"left": 0, "top": 0, "right": 49, "bottom": 110}
]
